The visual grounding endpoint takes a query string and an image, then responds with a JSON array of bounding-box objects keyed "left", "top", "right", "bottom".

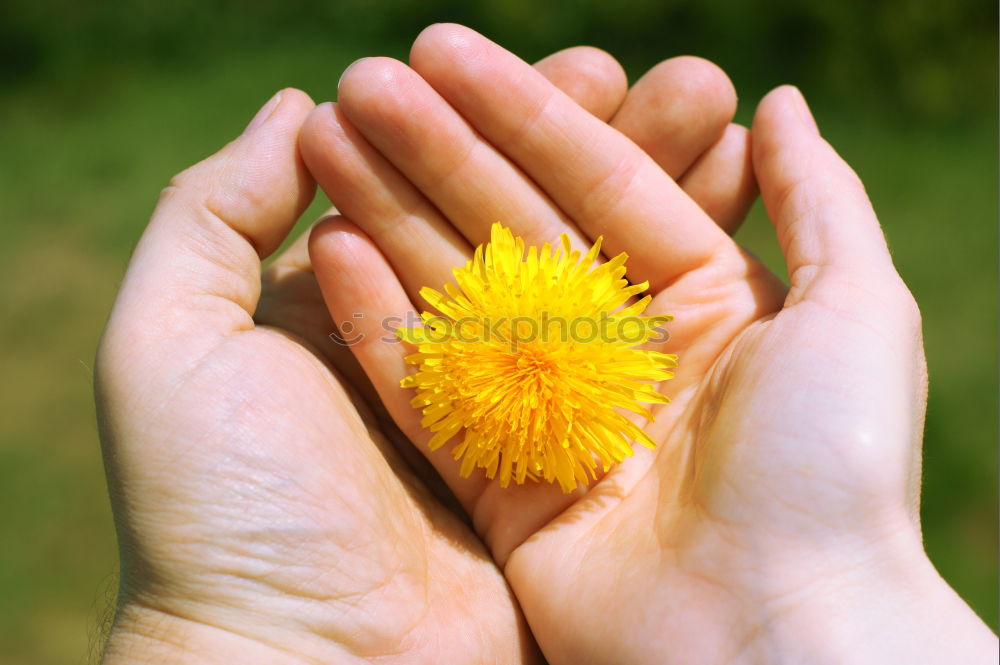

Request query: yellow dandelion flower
[{"left": 399, "top": 223, "right": 677, "bottom": 492}]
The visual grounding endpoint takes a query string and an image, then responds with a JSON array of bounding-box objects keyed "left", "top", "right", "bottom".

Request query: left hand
[{"left": 96, "top": 87, "right": 537, "bottom": 664}]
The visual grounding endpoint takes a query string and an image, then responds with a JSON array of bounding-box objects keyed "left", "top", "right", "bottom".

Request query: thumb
[
  {"left": 752, "top": 86, "right": 902, "bottom": 306},
  {"left": 101, "top": 89, "right": 315, "bottom": 366}
]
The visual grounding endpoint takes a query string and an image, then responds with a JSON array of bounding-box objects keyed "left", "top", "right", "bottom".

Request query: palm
[
  {"left": 504, "top": 252, "right": 924, "bottom": 663},
  {"left": 206, "top": 331, "right": 528, "bottom": 656},
  {"left": 100, "top": 254, "right": 537, "bottom": 662},
  {"left": 467, "top": 246, "right": 786, "bottom": 551}
]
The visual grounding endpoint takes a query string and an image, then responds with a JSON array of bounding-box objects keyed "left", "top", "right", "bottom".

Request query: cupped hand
[
  {"left": 302, "top": 24, "right": 997, "bottom": 665},
  {"left": 95, "top": 88, "right": 536, "bottom": 664},
  {"left": 94, "top": 44, "right": 750, "bottom": 664}
]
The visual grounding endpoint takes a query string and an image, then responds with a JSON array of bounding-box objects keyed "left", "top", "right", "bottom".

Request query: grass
[{"left": 0, "top": 38, "right": 995, "bottom": 664}]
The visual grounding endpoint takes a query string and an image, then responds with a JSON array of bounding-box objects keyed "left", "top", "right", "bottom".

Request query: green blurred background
[{"left": 0, "top": 1, "right": 995, "bottom": 662}]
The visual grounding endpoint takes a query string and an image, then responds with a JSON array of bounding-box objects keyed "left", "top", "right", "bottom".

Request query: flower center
[
  {"left": 502, "top": 344, "right": 568, "bottom": 410},
  {"left": 514, "top": 345, "right": 557, "bottom": 373}
]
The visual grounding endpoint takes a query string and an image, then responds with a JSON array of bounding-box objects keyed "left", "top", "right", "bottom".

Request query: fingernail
[
  {"left": 338, "top": 58, "right": 366, "bottom": 91},
  {"left": 788, "top": 86, "right": 819, "bottom": 134},
  {"left": 244, "top": 90, "right": 283, "bottom": 134}
]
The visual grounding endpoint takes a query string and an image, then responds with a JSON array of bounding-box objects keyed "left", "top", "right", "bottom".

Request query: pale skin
[{"left": 97, "top": 23, "right": 996, "bottom": 665}]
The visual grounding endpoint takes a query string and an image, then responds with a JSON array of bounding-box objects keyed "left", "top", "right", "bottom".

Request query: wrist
[
  {"left": 102, "top": 602, "right": 356, "bottom": 665},
  {"left": 765, "top": 532, "right": 997, "bottom": 664}
]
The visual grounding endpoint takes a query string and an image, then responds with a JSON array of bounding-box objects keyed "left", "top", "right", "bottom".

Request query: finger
[
  {"left": 104, "top": 89, "right": 315, "bottom": 356},
  {"left": 258, "top": 219, "right": 336, "bottom": 355},
  {"left": 752, "top": 85, "right": 896, "bottom": 302},
  {"left": 609, "top": 56, "right": 736, "bottom": 178},
  {"left": 409, "top": 24, "right": 731, "bottom": 292},
  {"left": 265, "top": 212, "right": 328, "bottom": 272},
  {"left": 308, "top": 217, "right": 490, "bottom": 508},
  {"left": 678, "top": 124, "right": 757, "bottom": 234},
  {"left": 607, "top": 58, "right": 755, "bottom": 234},
  {"left": 337, "top": 57, "right": 593, "bottom": 252},
  {"left": 533, "top": 46, "right": 627, "bottom": 121},
  {"left": 257, "top": 215, "right": 377, "bottom": 399},
  {"left": 301, "top": 48, "right": 631, "bottom": 306},
  {"left": 257, "top": 218, "right": 466, "bottom": 509},
  {"left": 309, "top": 218, "right": 583, "bottom": 557},
  {"left": 299, "top": 102, "right": 474, "bottom": 305}
]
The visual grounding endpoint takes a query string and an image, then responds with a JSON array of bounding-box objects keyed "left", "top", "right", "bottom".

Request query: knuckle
[
  {"left": 769, "top": 170, "right": 815, "bottom": 223},
  {"left": 896, "top": 284, "right": 922, "bottom": 329},
  {"left": 166, "top": 163, "right": 197, "bottom": 191},
  {"left": 502, "top": 85, "right": 557, "bottom": 147},
  {"left": 162, "top": 158, "right": 215, "bottom": 203},
  {"left": 578, "top": 153, "right": 642, "bottom": 221}
]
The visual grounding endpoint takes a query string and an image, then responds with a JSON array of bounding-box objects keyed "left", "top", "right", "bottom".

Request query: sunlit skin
[
  {"left": 97, "top": 24, "right": 996, "bottom": 665},
  {"left": 96, "top": 42, "right": 743, "bottom": 664}
]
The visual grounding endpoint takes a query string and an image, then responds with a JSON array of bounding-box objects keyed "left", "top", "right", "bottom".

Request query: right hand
[{"left": 304, "top": 24, "right": 997, "bottom": 665}]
